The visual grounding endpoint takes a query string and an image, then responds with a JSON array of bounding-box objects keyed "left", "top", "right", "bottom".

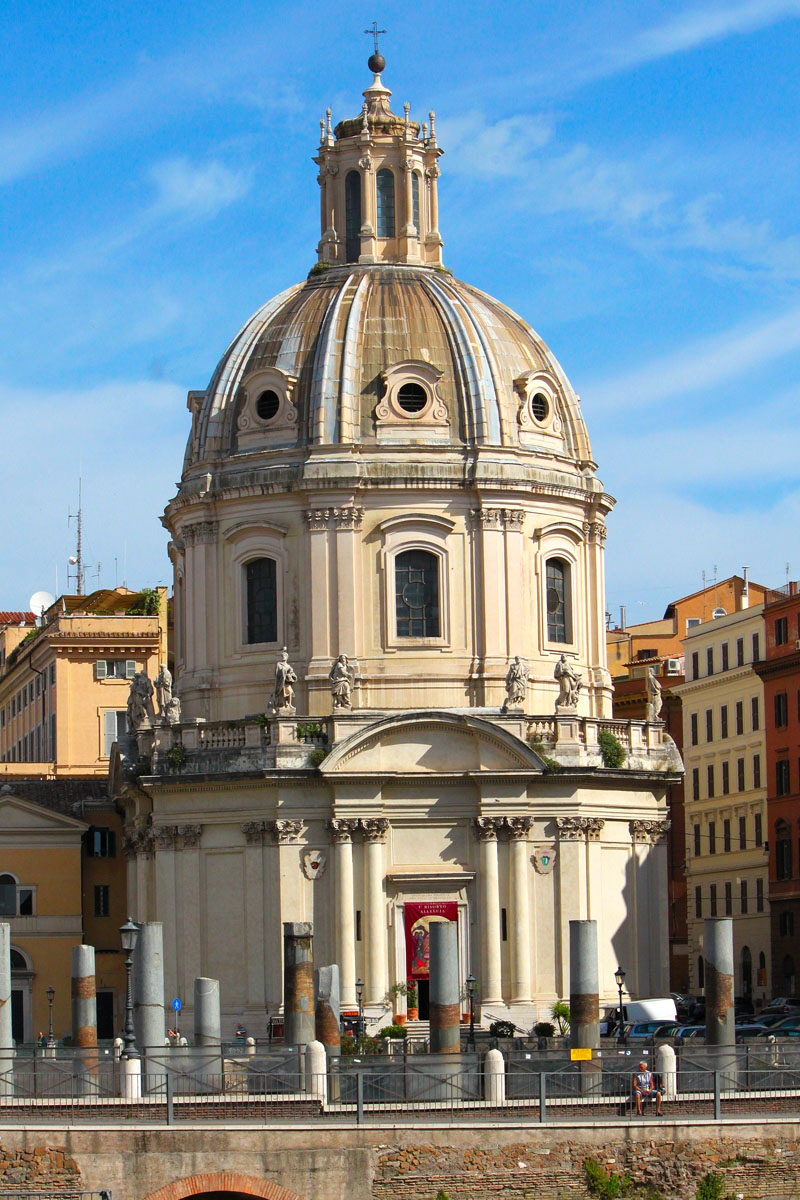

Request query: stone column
[
  {"left": 507, "top": 817, "right": 533, "bottom": 1002},
  {"left": 177, "top": 825, "right": 203, "bottom": 1009},
  {"left": 0, "top": 923, "right": 13, "bottom": 1093},
  {"left": 133, "top": 922, "right": 166, "bottom": 1054},
  {"left": 329, "top": 819, "right": 358, "bottom": 1006},
  {"left": 362, "top": 818, "right": 389, "bottom": 1005},
  {"left": 705, "top": 918, "right": 735, "bottom": 1047},
  {"left": 194, "top": 977, "right": 221, "bottom": 1047},
  {"left": 569, "top": 920, "right": 599, "bottom": 1049},
  {"left": 305, "top": 510, "right": 333, "bottom": 683},
  {"left": 429, "top": 920, "right": 460, "bottom": 1054},
  {"left": 283, "top": 922, "right": 315, "bottom": 1049},
  {"left": 473, "top": 510, "right": 508, "bottom": 701},
  {"left": 333, "top": 507, "right": 363, "bottom": 667},
  {"left": 473, "top": 818, "right": 503, "bottom": 1003},
  {"left": 71, "top": 944, "right": 97, "bottom": 1048},
  {"left": 314, "top": 964, "right": 341, "bottom": 1052}
]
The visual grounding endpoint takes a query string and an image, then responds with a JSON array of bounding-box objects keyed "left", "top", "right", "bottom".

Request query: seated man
[{"left": 632, "top": 1060, "right": 663, "bottom": 1115}]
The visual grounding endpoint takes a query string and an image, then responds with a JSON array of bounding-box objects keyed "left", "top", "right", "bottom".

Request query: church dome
[{"left": 185, "top": 262, "right": 594, "bottom": 475}]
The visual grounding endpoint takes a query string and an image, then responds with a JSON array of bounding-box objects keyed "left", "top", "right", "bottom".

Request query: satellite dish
[{"left": 29, "top": 591, "right": 55, "bottom": 619}]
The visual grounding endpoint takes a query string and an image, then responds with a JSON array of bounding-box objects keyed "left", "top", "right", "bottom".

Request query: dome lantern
[{"left": 315, "top": 52, "right": 443, "bottom": 267}]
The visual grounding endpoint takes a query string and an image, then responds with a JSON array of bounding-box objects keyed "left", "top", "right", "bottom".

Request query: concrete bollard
[
  {"left": 120, "top": 1055, "right": 142, "bottom": 1100},
  {"left": 484, "top": 1047, "right": 506, "bottom": 1104},
  {"left": 246, "top": 1036, "right": 256, "bottom": 1057},
  {"left": 305, "top": 1038, "right": 327, "bottom": 1103},
  {"left": 194, "top": 978, "right": 221, "bottom": 1046},
  {"left": 284, "top": 922, "right": 315, "bottom": 1048},
  {"left": 133, "top": 922, "right": 166, "bottom": 1054},
  {"left": 314, "top": 964, "right": 341, "bottom": 1052},
  {"left": 657, "top": 1043, "right": 677, "bottom": 1099},
  {"left": 429, "top": 921, "right": 460, "bottom": 1054}
]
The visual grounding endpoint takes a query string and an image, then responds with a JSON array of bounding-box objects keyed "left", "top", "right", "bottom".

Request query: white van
[{"left": 599, "top": 997, "right": 677, "bottom": 1036}]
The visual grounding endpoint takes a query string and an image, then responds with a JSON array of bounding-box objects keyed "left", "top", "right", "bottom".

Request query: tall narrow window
[
  {"left": 411, "top": 171, "right": 421, "bottom": 231},
  {"left": 245, "top": 558, "right": 277, "bottom": 644},
  {"left": 546, "top": 558, "right": 572, "bottom": 643},
  {"left": 395, "top": 550, "right": 440, "bottom": 637},
  {"left": 776, "top": 821, "right": 792, "bottom": 880},
  {"left": 345, "top": 170, "right": 362, "bottom": 262},
  {"left": 376, "top": 168, "right": 395, "bottom": 237}
]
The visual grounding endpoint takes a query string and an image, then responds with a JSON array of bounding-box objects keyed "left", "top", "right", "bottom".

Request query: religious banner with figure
[{"left": 404, "top": 901, "right": 458, "bottom": 980}]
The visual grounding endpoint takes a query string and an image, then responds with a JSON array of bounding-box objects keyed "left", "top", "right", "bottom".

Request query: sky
[{"left": 1, "top": 0, "right": 799, "bottom": 622}]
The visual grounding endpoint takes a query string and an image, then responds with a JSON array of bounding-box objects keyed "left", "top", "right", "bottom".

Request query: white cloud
[
  {"left": 438, "top": 112, "right": 554, "bottom": 179},
  {"left": 148, "top": 158, "right": 251, "bottom": 221},
  {"left": 588, "top": 307, "right": 800, "bottom": 411},
  {"left": 622, "top": 0, "right": 800, "bottom": 67}
]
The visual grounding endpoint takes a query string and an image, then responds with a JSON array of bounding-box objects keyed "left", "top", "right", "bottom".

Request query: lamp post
[
  {"left": 46, "top": 986, "right": 55, "bottom": 1047},
  {"left": 355, "top": 977, "right": 364, "bottom": 1040},
  {"left": 614, "top": 966, "right": 626, "bottom": 1045},
  {"left": 120, "top": 917, "right": 140, "bottom": 1059},
  {"left": 466, "top": 973, "right": 476, "bottom": 1050}
]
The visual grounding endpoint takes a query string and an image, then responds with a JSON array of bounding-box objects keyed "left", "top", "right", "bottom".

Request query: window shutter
[
  {"left": 96, "top": 660, "right": 107, "bottom": 680},
  {"left": 103, "top": 711, "right": 118, "bottom": 757},
  {"left": 125, "top": 660, "right": 136, "bottom": 679}
]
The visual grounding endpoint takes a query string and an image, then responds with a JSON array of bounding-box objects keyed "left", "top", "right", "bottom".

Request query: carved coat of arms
[
  {"left": 303, "top": 850, "right": 327, "bottom": 880},
  {"left": 533, "top": 846, "right": 557, "bottom": 874}
]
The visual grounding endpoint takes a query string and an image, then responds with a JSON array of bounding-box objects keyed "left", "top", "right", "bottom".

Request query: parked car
[
  {"left": 623, "top": 1020, "right": 679, "bottom": 1039},
  {"left": 757, "top": 1016, "right": 800, "bottom": 1037},
  {"left": 599, "top": 998, "right": 677, "bottom": 1036},
  {"left": 734, "top": 1023, "right": 769, "bottom": 1042},
  {"left": 673, "top": 1025, "right": 704, "bottom": 1038}
]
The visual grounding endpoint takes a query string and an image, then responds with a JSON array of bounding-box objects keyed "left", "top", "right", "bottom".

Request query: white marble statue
[
  {"left": 271, "top": 648, "right": 297, "bottom": 714},
  {"left": 646, "top": 667, "right": 663, "bottom": 721},
  {"left": 127, "top": 670, "right": 156, "bottom": 732},
  {"left": 154, "top": 663, "right": 173, "bottom": 718},
  {"left": 502, "top": 655, "right": 528, "bottom": 711},
  {"left": 329, "top": 654, "right": 354, "bottom": 709},
  {"left": 554, "top": 654, "right": 582, "bottom": 709},
  {"left": 164, "top": 694, "right": 182, "bottom": 726}
]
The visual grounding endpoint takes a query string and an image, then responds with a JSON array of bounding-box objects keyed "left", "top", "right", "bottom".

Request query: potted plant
[
  {"left": 389, "top": 980, "right": 408, "bottom": 1025},
  {"left": 406, "top": 978, "right": 419, "bottom": 1020}
]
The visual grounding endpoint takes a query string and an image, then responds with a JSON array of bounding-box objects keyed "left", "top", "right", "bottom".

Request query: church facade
[{"left": 115, "top": 54, "right": 681, "bottom": 1032}]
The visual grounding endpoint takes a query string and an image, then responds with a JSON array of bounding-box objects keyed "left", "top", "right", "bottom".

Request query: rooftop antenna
[
  {"left": 68, "top": 476, "right": 84, "bottom": 595},
  {"left": 787, "top": 562, "right": 791, "bottom": 588}
]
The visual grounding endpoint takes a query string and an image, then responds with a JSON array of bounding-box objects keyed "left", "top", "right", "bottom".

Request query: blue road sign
[{"left": 171, "top": 997, "right": 182, "bottom": 1012}]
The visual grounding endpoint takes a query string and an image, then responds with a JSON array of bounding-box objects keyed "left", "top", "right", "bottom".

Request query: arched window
[
  {"left": 376, "top": 169, "right": 396, "bottom": 238},
  {"left": 0, "top": 873, "right": 16, "bottom": 916},
  {"left": 345, "top": 170, "right": 361, "bottom": 262},
  {"left": 245, "top": 558, "right": 277, "bottom": 644},
  {"left": 776, "top": 820, "right": 793, "bottom": 880},
  {"left": 10, "top": 948, "right": 28, "bottom": 970},
  {"left": 395, "top": 550, "right": 440, "bottom": 637},
  {"left": 411, "top": 172, "right": 421, "bottom": 232},
  {"left": 546, "top": 558, "right": 572, "bottom": 643},
  {"left": 698, "top": 955, "right": 705, "bottom": 989},
  {"left": 741, "top": 945, "right": 752, "bottom": 997}
]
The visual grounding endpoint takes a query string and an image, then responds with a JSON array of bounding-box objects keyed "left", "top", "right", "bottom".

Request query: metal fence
[{"left": 3, "top": 1053, "right": 800, "bottom": 1125}]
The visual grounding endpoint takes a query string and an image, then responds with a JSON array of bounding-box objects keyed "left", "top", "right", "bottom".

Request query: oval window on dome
[
  {"left": 530, "top": 392, "right": 549, "bottom": 422},
  {"left": 256, "top": 390, "right": 281, "bottom": 422},
  {"left": 396, "top": 382, "right": 428, "bottom": 414}
]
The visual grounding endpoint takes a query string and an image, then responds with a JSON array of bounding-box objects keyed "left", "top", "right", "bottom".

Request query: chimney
[
  {"left": 739, "top": 566, "right": 750, "bottom": 610},
  {"left": 620, "top": 605, "right": 627, "bottom": 631}
]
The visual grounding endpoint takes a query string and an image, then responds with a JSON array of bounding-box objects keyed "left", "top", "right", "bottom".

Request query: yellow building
[
  {"left": 0, "top": 586, "right": 167, "bottom": 774},
  {"left": 674, "top": 605, "right": 771, "bottom": 1006}
]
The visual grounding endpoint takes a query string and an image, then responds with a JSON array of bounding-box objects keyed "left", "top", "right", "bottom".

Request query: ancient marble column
[
  {"left": 569, "top": 920, "right": 599, "bottom": 1049},
  {"left": 329, "top": 819, "right": 358, "bottom": 1006},
  {"left": 71, "top": 944, "right": 97, "bottom": 1049},
  {"left": 283, "top": 922, "right": 315, "bottom": 1048},
  {"left": 506, "top": 816, "right": 534, "bottom": 1002},
  {"left": 314, "top": 964, "right": 341, "bottom": 1052},
  {"left": 429, "top": 920, "right": 460, "bottom": 1054},
  {"left": 361, "top": 818, "right": 389, "bottom": 1005},
  {"left": 0, "top": 923, "right": 13, "bottom": 1068},
  {"left": 705, "top": 918, "right": 735, "bottom": 1048},
  {"left": 473, "top": 817, "right": 503, "bottom": 1003},
  {"left": 194, "top": 977, "right": 221, "bottom": 1047},
  {"left": 133, "top": 921, "right": 165, "bottom": 1053}
]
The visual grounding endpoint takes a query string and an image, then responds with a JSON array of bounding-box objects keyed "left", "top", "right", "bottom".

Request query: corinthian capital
[
  {"left": 472, "top": 816, "right": 503, "bottom": 841},
  {"left": 505, "top": 815, "right": 535, "bottom": 840},
  {"left": 327, "top": 818, "right": 360, "bottom": 844},
  {"left": 361, "top": 817, "right": 389, "bottom": 842}
]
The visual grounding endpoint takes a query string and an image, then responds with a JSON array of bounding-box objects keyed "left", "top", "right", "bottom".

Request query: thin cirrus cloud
[
  {"left": 619, "top": 0, "right": 800, "bottom": 67},
  {"left": 586, "top": 306, "right": 800, "bottom": 411}
]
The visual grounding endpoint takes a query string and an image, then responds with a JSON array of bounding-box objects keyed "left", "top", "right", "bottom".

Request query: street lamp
[
  {"left": 614, "top": 966, "right": 626, "bottom": 1045},
  {"left": 355, "top": 978, "right": 364, "bottom": 1039},
  {"left": 120, "top": 917, "right": 140, "bottom": 1059},
  {"left": 46, "top": 986, "right": 55, "bottom": 1046},
  {"left": 466, "top": 974, "right": 476, "bottom": 1051}
]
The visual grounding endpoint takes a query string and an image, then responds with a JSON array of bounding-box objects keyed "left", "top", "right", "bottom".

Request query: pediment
[
  {"left": 0, "top": 791, "right": 88, "bottom": 835},
  {"left": 321, "top": 712, "right": 543, "bottom": 775}
]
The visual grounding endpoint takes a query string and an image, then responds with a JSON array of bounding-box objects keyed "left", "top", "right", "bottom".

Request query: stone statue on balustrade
[
  {"left": 329, "top": 654, "right": 355, "bottom": 710},
  {"left": 646, "top": 667, "right": 663, "bottom": 722},
  {"left": 502, "top": 655, "right": 528, "bottom": 712},
  {"left": 164, "top": 694, "right": 182, "bottom": 725},
  {"left": 127, "top": 670, "right": 156, "bottom": 732},
  {"left": 554, "top": 654, "right": 582, "bottom": 710},
  {"left": 154, "top": 663, "right": 173, "bottom": 720},
  {"left": 270, "top": 648, "right": 297, "bottom": 715}
]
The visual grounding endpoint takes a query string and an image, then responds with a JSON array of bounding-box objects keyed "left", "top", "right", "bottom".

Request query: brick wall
[{"left": 0, "top": 1146, "right": 81, "bottom": 1192}]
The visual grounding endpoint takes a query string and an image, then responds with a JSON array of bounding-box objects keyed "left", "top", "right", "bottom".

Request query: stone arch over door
[{"left": 142, "top": 1174, "right": 304, "bottom": 1200}]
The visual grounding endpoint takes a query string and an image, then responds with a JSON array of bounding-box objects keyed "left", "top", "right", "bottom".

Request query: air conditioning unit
[
  {"left": 665, "top": 658, "right": 683, "bottom": 674},
  {"left": 795, "top": 639, "right": 800, "bottom": 650}
]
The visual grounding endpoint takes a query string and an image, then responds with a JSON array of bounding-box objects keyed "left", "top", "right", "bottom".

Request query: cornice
[{"left": 754, "top": 653, "right": 800, "bottom": 680}]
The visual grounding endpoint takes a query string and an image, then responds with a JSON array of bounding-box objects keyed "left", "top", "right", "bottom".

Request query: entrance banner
[{"left": 404, "top": 901, "right": 458, "bottom": 980}]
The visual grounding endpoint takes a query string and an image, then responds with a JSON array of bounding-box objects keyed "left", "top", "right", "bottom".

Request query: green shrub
[
  {"left": 551, "top": 1000, "right": 570, "bottom": 1034},
  {"left": 533, "top": 1021, "right": 555, "bottom": 1037},
  {"left": 584, "top": 1158, "right": 631, "bottom": 1199},
  {"left": 166, "top": 743, "right": 187, "bottom": 771},
  {"left": 695, "top": 1174, "right": 725, "bottom": 1200},
  {"left": 489, "top": 1019, "right": 516, "bottom": 1038},
  {"left": 307, "top": 747, "right": 327, "bottom": 768},
  {"left": 598, "top": 729, "right": 626, "bottom": 768},
  {"left": 126, "top": 587, "right": 161, "bottom": 616},
  {"left": 378, "top": 1024, "right": 407, "bottom": 1039}
]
